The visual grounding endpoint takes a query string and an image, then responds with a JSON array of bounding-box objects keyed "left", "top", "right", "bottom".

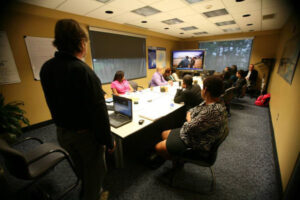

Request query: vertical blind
[
  {"left": 199, "top": 38, "right": 253, "bottom": 72},
  {"left": 89, "top": 27, "right": 146, "bottom": 84}
]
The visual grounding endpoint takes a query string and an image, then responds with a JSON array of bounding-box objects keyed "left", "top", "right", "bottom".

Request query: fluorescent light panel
[
  {"left": 203, "top": 8, "right": 228, "bottom": 18},
  {"left": 263, "top": 13, "right": 275, "bottom": 20},
  {"left": 181, "top": 26, "right": 198, "bottom": 31},
  {"left": 161, "top": 18, "right": 184, "bottom": 25},
  {"left": 223, "top": 27, "right": 240, "bottom": 32},
  {"left": 215, "top": 20, "right": 236, "bottom": 26},
  {"left": 185, "top": 0, "right": 204, "bottom": 4},
  {"left": 131, "top": 6, "right": 161, "bottom": 16},
  {"left": 193, "top": 31, "right": 208, "bottom": 35},
  {"left": 96, "top": 0, "right": 111, "bottom": 3}
]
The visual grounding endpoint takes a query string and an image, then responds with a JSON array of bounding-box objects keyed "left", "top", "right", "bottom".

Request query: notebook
[{"left": 109, "top": 95, "right": 132, "bottom": 128}]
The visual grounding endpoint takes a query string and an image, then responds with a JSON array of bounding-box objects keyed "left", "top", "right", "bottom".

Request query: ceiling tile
[
  {"left": 191, "top": 0, "right": 226, "bottom": 13},
  {"left": 224, "top": 0, "right": 262, "bottom": 14},
  {"left": 166, "top": 7, "right": 198, "bottom": 18},
  {"left": 86, "top": 4, "right": 126, "bottom": 20},
  {"left": 207, "top": 14, "right": 233, "bottom": 23},
  {"left": 138, "top": 0, "right": 161, "bottom": 4},
  {"left": 151, "top": 0, "right": 188, "bottom": 12},
  {"left": 108, "top": 0, "right": 145, "bottom": 12},
  {"left": 109, "top": 12, "right": 144, "bottom": 23},
  {"left": 19, "top": 0, "right": 66, "bottom": 9},
  {"left": 57, "top": 0, "right": 103, "bottom": 15}
]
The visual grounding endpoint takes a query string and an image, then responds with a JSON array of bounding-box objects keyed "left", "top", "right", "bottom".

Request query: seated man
[
  {"left": 150, "top": 66, "right": 172, "bottom": 87},
  {"left": 233, "top": 70, "right": 246, "bottom": 97},
  {"left": 245, "top": 64, "right": 258, "bottom": 97},
  {"left": 174, "top": 74, "right": 203, "bottom": 111},
  {"left": 155, "top": 76, "right": 228, "bottom": 160}
]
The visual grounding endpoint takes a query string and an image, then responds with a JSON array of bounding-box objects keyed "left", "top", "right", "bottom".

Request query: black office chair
[
  {"left": 170, "top": 128, "right": 229, "bottom": 194},
  {"left": 0, "top": 137, "right": 79, "bottom": 200},
  {"left": 221, "top": 87, "right": 236, "bottom": 116},
  {"left": 129, "top": 80, "right": 144, "bottom": 92}
]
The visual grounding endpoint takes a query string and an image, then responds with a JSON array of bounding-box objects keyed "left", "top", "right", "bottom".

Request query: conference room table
[{"left": 108, "top": 77, "right": 203, "bottom": 168}]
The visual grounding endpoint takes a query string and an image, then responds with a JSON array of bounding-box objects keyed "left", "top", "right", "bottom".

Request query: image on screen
[
  {"left": 172, "top": 50, "right": 205, "bottom": 69},
  {"left": 114, "top": 97, "right": 132, "bottom": 117}
]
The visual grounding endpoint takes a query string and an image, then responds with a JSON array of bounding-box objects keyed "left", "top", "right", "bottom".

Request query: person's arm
[
  {"left": 85, "top": 70, "right": 114, "bottom": 150},
  {"left": 112, "top": 88, "right": 119, "bottom": 95},
  {"left": 174, "top": 89, "right": 185, "bottom": 103}
]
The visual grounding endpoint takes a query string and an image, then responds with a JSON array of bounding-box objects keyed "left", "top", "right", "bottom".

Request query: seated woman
[
  {"left": 163, "top": 68, "right": 175, "bottom": 81},
  {"left": 111, "top": 70, "right": 133, "bottom": 95},
  {"left": 233, "top": 70, "right": 246, "bottom": 97},
  {"left": 222, "top": 71, "right": 233, "bottom": 91},
  {"left": 155, "top": 76, "right": 228, "bottom": 160}
]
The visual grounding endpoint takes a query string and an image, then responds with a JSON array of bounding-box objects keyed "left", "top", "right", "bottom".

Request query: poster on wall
[
  {"left": 148, "top": 48, "right": 156, "bottom": 69},
  {"left": 148, "top": 47, "right": 166, "bottom": 69},
  {"left": 24, "top": 36, "right": 56, "bottom": 80},
  {"left": 277, "top": 33, "right": 300, "bottom": 84},
  {"left": 0, "top": 31, "right": 21, "bottom": 85}
]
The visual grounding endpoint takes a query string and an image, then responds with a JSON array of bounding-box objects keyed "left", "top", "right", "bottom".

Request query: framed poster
[
  {"left": 148, "top": 48, "right": 156, "bottom": 69},
  {"left": 277, "top": 33, "right": 300, "bottom": 84}
]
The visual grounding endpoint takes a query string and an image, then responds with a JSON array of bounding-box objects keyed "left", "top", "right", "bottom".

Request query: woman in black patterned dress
[{"left": 155, "top": 76, "right": 228, "bottom": 159}]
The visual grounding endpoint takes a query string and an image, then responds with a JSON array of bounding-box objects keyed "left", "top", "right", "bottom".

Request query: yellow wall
[
  {"left": 268, "top": 16, "right": 300, "bottom": 190},
  {"left": 0, "top": 2, "right": 180, "bottom": 125}
]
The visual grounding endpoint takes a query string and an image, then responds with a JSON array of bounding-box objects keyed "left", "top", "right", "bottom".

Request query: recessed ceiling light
[
  {"left": 181, "top": 26, "right": 198, "bottom": 31},
  {"left": 164, "top": 27, "right": 169, "bottom": 30},
  {"left": 131, "top": 6, "right": 161, "bottom": 17},
  {"left": 96, "top": 0, "right": 111, "bottom": 3},
  {"left": 105, "top": 10, "right": 113, "bottom": 14},
  {"left": 247, "top": 23, "right": 253, "bottom": 26},
  {"left": 215, "top": 20, "right": 236, "bottom": 26},
  {"left": 141, "top": 20, "right": 147, "bottom": 23},
  {"left": 161, "top": 18, "right": 184, "bottom": 25},
  {"left": 243, "top": 14, "right": 251, "bottom": 17},
  {"left": 193, "top": 31, "right": 208, "bottom": 35},
  {"left": 223, "top": 27, "right": 241, "bottom": 32},
  {"left": 185, "top": 0, "right": 204, "bottom": 4},
  {"left": 203, "top": 8, "right": 229, "bottom": 18},
  {"left": 263, "top": 13, "right": 275, "bottom": 20},
  {"left": 180, "top": 33, "right": 184, "bottom": 34},
  {"left": 236, "top": 0, "right": 245, "bottom": 2}
]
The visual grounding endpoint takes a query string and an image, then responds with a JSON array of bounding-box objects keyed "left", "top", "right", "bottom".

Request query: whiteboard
[
  {"left": 0, "top": 31, "right": 21, "bottom": 85},
  {"left": 24, "top": 36, "right": 56, "bottom": 80}
]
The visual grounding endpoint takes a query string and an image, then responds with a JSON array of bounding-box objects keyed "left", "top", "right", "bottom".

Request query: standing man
[
  {"left": 245, "top": 64, "right": 258, "bottom": 96},
  {"left": 40, "top": 19, "right": 114, "bottom": 200}
]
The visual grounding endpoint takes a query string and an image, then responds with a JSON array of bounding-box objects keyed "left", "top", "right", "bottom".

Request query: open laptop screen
[{"left": 113, "top": 95, "right": 132, "bottom": 118}]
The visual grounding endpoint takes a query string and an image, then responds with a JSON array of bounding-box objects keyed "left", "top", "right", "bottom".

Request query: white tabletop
[{"left": 109, "top": 83, "right": 184, "bottom": 139}]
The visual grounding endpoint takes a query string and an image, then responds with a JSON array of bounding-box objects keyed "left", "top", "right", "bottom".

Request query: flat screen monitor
[{"left": 172, "top": 50, "right": 205, "bottom": 70}]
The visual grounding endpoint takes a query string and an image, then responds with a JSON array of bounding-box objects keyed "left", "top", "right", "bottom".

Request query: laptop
[{"left": 109, "top": 95, "right": 133, "bottom": 128}]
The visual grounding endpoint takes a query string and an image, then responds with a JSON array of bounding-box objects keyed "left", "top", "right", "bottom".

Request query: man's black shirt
[
  {"left": 40, "top": 51, "right": 113, "bottom": 149},
  {"left": 174, "top": 84, "right": 203, "bottom": 110}
]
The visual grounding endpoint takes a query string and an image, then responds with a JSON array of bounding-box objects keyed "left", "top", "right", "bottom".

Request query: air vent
[
  {"left": 185, "top": 0, "right": 204, "bottom": 4},
  {"left": 193, "top": 31, "right": 208, "bottom": 35},
  {"left": 203, "top": 8, "right": 228, "bottom": 18},
  {"left": 263, "top": 13, "right": 275, "bottom": 20},
  {"left": 131, "top": 6, "right": 161, "bottom": 16},
  {"left": 215, "top": 20, "right": 236, "bottom": 26},
  {"left": 181, "top": 26, "right": 198, "bottom": 31},
  {"left": 161, "top": 18, "right": 184, "bottom": 25},
  {"left": 223, "top": 28, "right": 240, "bottom": 32}
]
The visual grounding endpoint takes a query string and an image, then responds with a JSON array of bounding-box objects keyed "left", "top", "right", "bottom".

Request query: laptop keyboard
[{"left": 110, "top": 113, "right": 129, "bottom": 121}]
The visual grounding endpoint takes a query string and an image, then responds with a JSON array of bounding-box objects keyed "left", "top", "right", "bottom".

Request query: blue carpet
[{"left": 0, "top": 96, "right": 281, "bottom": 200}]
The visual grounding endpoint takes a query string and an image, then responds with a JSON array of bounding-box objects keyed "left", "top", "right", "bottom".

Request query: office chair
[
  {"left": 129, "top": 80, "right": 144, "bottom": 92},
  {"left": 221, "top": 87, "right": 236, "bottom": 117},
  {"left": 0, "top": 137, "right": 79, "bottom": 200},
  {"left": 170, "top": 128, "right": 229, "bottom": 194}
]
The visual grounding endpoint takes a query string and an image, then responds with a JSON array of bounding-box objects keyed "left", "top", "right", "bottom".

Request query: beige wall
[
  {"left": 268, "top": 16, "right": 300, "bottom": 190},
  {"left": 0, "top": 2, "right": 180, "bottom": 125}
]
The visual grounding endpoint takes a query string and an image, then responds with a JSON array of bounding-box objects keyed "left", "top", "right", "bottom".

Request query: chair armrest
[
  {"left": 27, "top": 149, "right": 69, "bottom": 165},
  {"left": 13, "top": 137, "right": 44, "bottom": 146}
]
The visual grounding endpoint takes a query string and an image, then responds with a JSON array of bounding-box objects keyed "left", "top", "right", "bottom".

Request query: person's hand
[
  {"left": 104, "top": 94, "right": 108, "bottom": 99},
  {"left": 168, "top": 80, "right": 173, "bottom": 86},
  {"left": 108, "top": 140, "right": 116, "bottom": 154},
  {"left": 186, "top": 112, "right": 191, "bottom": 122}
]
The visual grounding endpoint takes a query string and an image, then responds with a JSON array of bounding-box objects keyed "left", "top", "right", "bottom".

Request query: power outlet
[{"left": 276, "top": 113, "right": 279, "bottom": 121}]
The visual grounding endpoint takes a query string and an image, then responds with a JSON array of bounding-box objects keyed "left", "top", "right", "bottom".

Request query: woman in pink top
[{"left": 111, "top": 71, "right": 133, "bottom": 95}]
